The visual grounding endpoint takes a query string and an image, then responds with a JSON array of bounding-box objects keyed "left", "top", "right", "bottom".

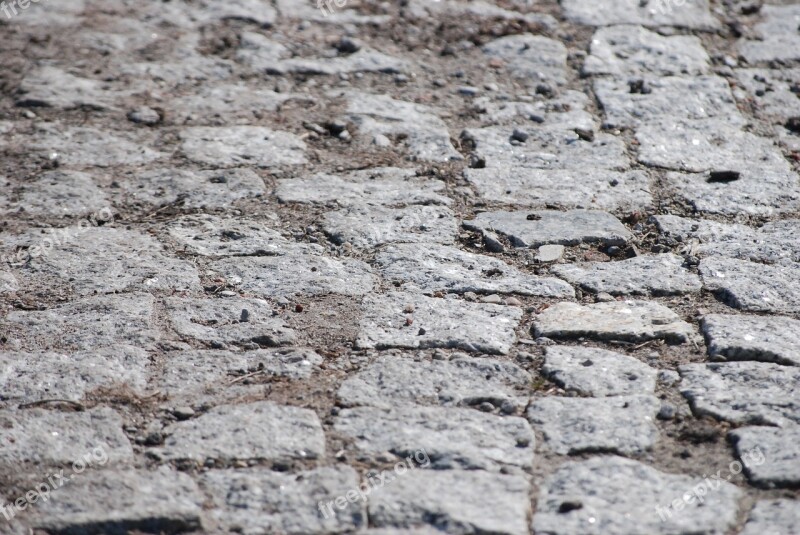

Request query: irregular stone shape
[
  {"left": 552, "top": 254, "right": 701, "bottom": 296},
  {"left": 115, "top": 168, "right": 267, "bottom": 210},
  {"left": 375, "top": 243, "right": 574, "bottom": 297},
  {"left": 165, "top": 297, "right": 295, "bottom": 347},
  {"left": 702, "top": 314, "right": 800, "bottom": 367},
  {"left": 197, "top": 0, "right": 277, "bottom": 24},
  {"left": 583, "top": 25, "right": 710, "bottom": 77},
  {"left": 334, "top": 405, "right": 534, "bottom": 472},
  {"left": 405, "top": 0, "right": 556, "bottom": 29},
  {"left": 475, "top": 90, "right": 596, "bottom": 130},
  {"left": 0, "top": 346, "right": 149, "bottom": 403},
  {"left": 160, "top": 402, "right": 325, "bottom": 463},
  {"left": 201, "top": 467, "right": 364, "bottom": 534},
  {"left": 740, "top": 500, "right": 800, "bottom": 535},
  {"left": 276, "top": 0, "right": 390, "bottom": 23},
  {"left": 481, "top": 34, "right": 567, "bottom": 86},
  {"left": 322, "top": 205, "right": 458, "bottom": 248},
  {"left": 3, "top": 170, "right": 109, "bottom": 218},
  {"left": 356, "top": 292, "right": 522, "bottom": 355},
  {"left": 730, "top": 426, "right": 800, "bottom": 488},
  {"left": 594, "top": 76, "right": 742, "bottom": 129},
  {"left": 463, "top": 210, "right": 632, "bottom": 248},
  {"left": 178, "top": 126, "right": 307, "bottom": 167},
  {"left": 533, "top": 456, "right": 742, "bottom": 535},
  {"left": 368, "top": 470, "right": 530, "bottom": 535},
  {"left": 209, "top": 253, "right": 375, "bottom": 297},
  {"left": 0, "top": 269, "right": 17, "bottom": 293},
  {"left": 543, "top": 346, "right": 657, "bottom": 396},
  {"left": 699, "top": 257, "right": 800, "bottom": 314},
  {"left": 733, "top": 68, "right": 800, "bottom": 124},
  {"left": 527, "top": 394, "right": 660, "bottom": 455},
  {"left": 739, "top": 5, "right": 800, "bottom": 64},
  {"left": 562, "top": 0, "right": 720, "bottom": 29},
  {"left": 0, "top": 293, "right": 158, "bottom": 351},
  {"left": 680, "top": 362, "right": 800, "bottom": 426},
  {"left": 536, "top": 245, "right": 565, "bottom": 263},
  {"left": 30, "top": 469, "right": 204, "bottom": 535},
  {"left": 169, "top": 82, "right": 300, "bottom": 124},
  {"left": 0, "top": 408, "right": 132, "bottom": 467},
  {"left": 337, "top": 356, "right": 531, "bottom": 411},
  {"left": 276, "top": 49, "right": 408, "bottom": 75},
  {"left": 533, "top": 300, "right": 693, "bottom": 344},
  {"left": 276, "top": 168, "right": 450, "bottom": 207},
  {"left": 6, "top": 0, "right": 85, "bottom": 26},
  {"left": 15, "top": 66, "right": 122, "bottom": 110},
  {"left": 464, "top": 168, "right": 651, "bottom": 212}
]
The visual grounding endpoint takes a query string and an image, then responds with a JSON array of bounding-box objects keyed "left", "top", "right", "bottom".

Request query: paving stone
[
  {"left": 680, "top": 362, "right": 800, "bottom": 426},
  {"left": 481, "top": 34, "right": 567, "bottom": 87},
  {"left": 552, "top": 254, "right": 701, "bottom": 296},
  {"left": 583, "top": 25, "right": 710, "bottom": 77},
  {"left": 0, "top": 293, "right": 159, "bottom": 351},
  {"left": 276, "top": 0, "right": 390, "bottom": 24},
  {"left": 527, "top": 394, "right": 659, "bottom": 455},
  {"left": 277, "top": 49, "right": 409, "bottom": 76},
  {"left": 196, "top": 0, "right": 277, "bottom": 25},
  {"left": 165, "top": 297, "right": 296, "bottom": 347},
  {"left": 334, "top": 405, "right": 534, "bottom": 472},
  {"left": 169, "top": 83, "right": 300, "bottom": 124},
  {"left": 732, "top": 68, "right": 800, "bottom": 123},
  {"left": 740, "top": 499, "right": 800, "bottom": 535},
  {"left": 355, "top": 292, "right": 522, "bottom": 355},
  {"left": 234, "top": 31, "right": 290, "bottom": 71},
  {"left": 15, "top": 65, "right": 123, "bottom": 110},
  {"left": 322, "top": 205, "right": 458, "bottom": 248},
  {"left": 2, "top": 170, "right": 109, "bottom": 218},
  {"left": 562, "top": 0, "right": 720, "bottom": 29},
  {"left": 405, "top": 0, "right": 556, "bottom": 28},
  {"left": 730, "top": 426, "right": 800, "bottom": 488},
  {"left": 276, "top": 168, "right": 450, "bottom": 207},
  {"left": 536, "top": 245, "right": 565, "bottom": 263},
  {"left": 209, "top": 253, "right": 376, "bottom": 297},
  {"left": 201, "top": 467, "right": 364, "bottom": 534},
  {"left": 533, "top": 456, "right": 742, "bottom": 535},
  {"left": 463, "top": 210, "right": 632, "bottom": 248},
  {"left": 178, "top": 126, "right": 307, "bottom": 167},
  {"left": 542, "top": 346, "right": 657, "bottom": 396},
  {"left": 0, "top": 346, "right": 149, "bottom": 403},
  {"left": 6, "top": 0, "right": 86, "bottom": 26},
  {"left": 533, "top": 300, "right": 693, "bottom": 344},
  {"left": 702, "top": 314, "right": 800, "bottom": 367},
  {"left": 160, "top": 401, "right": 325, "bottom": 463},
  {"left": 30, "top": 468, "right": 204, "bottom": 535},
  {"left": 375, "top": 243, "right": 574, "bottom": 297},
  {"left": 738, "top": 5, "right": 800, "bottom": 64},
  {"left": 337, "top": 355, "right": 531, "bottom": 411},
  {"left": 368, "top": 470, "right": 530, "bottom": 535},
  {"left": 464, "top": 168, "right": 652, "bottom": 211},
  {"left": 0, "top": 407, "right": 132, "bottom": 467},
  {"left": 699, "top": 256, "right": 800, "bottom": 314}
]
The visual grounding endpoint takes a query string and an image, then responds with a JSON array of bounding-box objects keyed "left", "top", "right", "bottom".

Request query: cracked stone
[
  {"left": 702, "top": 314, "right": 800, "bottom": 366},
  {"left": 562, "top": 0, "right": 720, "bottom": 29},
  {"left": 481, "top": 34, "right": 567, "bottom": 87},
  {"left": 322, "top": 205, "right": 458, "bottom": 248},
  {"left": 542, "top": 346, "right": 657, "bottom": 396},
  {"left": 179, "top": 126, "right": 307, "bottom": 167},
  {"left": 730, "top": 426, "right": 800, "bottom": 488},
  {"left": 740, "top": 500, "right": 800, "bottom": 535},
  {"left": 699, "top": 256, "right": 800, "bottom": 314}
]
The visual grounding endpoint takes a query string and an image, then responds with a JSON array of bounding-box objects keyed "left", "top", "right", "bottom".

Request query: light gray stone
[
  {"left": 356, "top": 292, "right": 522, "bottom": 355},
  {"left": 375, "top": 243, "right": 574, "bottom": 297},
  {"left": 276, "top": 0, "right": 390, "bottom": 23},
  {"left": 198, "top": 0, "right": 277, "bottom": 24},
  {"left": 562, "top": 0, "right": 720, "bottom": 29},
  {"left": 405, "top": 0, "right": 556, "bottom": 29},
  {"left": 733, "top": 68, "right": 800, "bottom": 123},
  {"left": 702, "top": 314, "right": 800, "bottom": 367},
  {"left": 169, "top": 83, "right": 298, "bottom": 124},
  {"left": 536, "top": 245, "right": 565, "bottom": 263},
  {"left": 15, "top": 66, "right": 122, "bottom": 110},
  {"left": 534, "top": 300, "right": 693, "bottom": 344},
  {"left": 277, "top": 49, "right": 408, "bottom": 76},
  {"left": 740, "top": 499, "right": 800, "bottom": 535},
  {"left": 543, "top": 346, "right": 657, "bottom": 396},
  {"left": 322, "top": 205, "right": 458, "bottom": 248},
  {"left": 6, "top": 0, "right": 85, "bottom": 26},
  {"left": 2, "top": 170, "right": 109, "bottom": 218},
  {"left": 552, "top": 254, "right": 701, "bottom": 296},
  {"left": 730, "top": 426, "right": 800, "bottom": 488},
  {"left": 680, "top": 362, "right": 800, "bottom": 426},
  {"left": 699, "top": 257, "right": 800, "bottom": 314},
  {"left": 533, "top": 456, "right": 742, "bottom": 535},
  {"left": 334, "top": 405, "right": 534, "bottom": 472},
  {"left": 738, "top": 5, "right": 800, "bottom": 64},
  {"left": 178, "top": 126, "right": 307, "bottom": 167},
  {"left": 481, "top": 34, "right": 567, "bottom": 86},
  {"left": 474, "top": 90, "right": 596, "bottom": 131}
]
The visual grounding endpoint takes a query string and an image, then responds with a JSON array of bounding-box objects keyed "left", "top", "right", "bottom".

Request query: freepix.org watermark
[{"left": 1, "top": 0, "right": 46, "bottom": 20}]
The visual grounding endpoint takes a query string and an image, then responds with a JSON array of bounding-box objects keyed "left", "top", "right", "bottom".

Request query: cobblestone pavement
[{"left": 1, "top": 1, "right": 799, "bottom": 534}]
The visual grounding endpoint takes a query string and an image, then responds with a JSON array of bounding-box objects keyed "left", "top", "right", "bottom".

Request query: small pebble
[
  {"left": 595, "top": 292, "right": 615, "bottom": 303},
  {"left": 480, "top": 294, "right": 502, "bottom": 304},
  {"left": 173, "top": 407, "right": 195, "bottom": 420},
  {"left": 511, "top": 128, "right": 529, "bottom": 143},
  {"left": 505, "top": 297, "right": 522, "bottom": 306}
]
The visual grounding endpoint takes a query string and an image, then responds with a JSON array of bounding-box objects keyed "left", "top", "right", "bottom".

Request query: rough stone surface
[
  {"left": 542, "top": 346, "right": 657, "bottom": 396},
  {"left": 733, "top": 68, "right": 800, "bottom": 123},
  {"left": 740, "top": 499, "right": 800, "bottom": 535},
  {"left": 1, "top": 170, "right": 109, "bottom": 218},
  {"left": 730, "top": 426, "right": 800, "bottom": 488},
  {"left": 738, "top": 5, "right": 800, "bottom": 64},
  {"left": 15, "top": 66, "right": 123, "bottom": 110},
  {"left": 562, "top": 0, "right": 720, "bottom": 29},
  {"left": 699, "top": 256, "right": 800, "bottom": 314},
  {"left": 322, "top": 205, "right": 458, "bottom": 247},
  {"left": 165, "top": 214, "right": 304, "bottom": 256},
  {"left": 179, "top": 126, "right": 307, "bottom": 167},
  {"left": 481, "top": 34, "right": 567, "bottom": 86},
  {"left": 702, "top": 314, "right": 800, "bottom": 366}
]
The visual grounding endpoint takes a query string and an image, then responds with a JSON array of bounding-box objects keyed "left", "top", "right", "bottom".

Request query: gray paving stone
[
  {"left": 375, "top": 243, "right": 574, "bottom": 297},
  {"left": 201, "top": 467, "right": 364, "bottom": 534},
  {"left": 6, "top": 0, "right": 85, "bottom": 26},
  {"left": 0, "top": 346, "right": 149, "bottom": 403},
  {"left": 464, "top": 168, "right": 652, "bottom": 211},
  {"left": 680, "top": 362, "right": 800, "bottom": 426},
  {"left": 738, "top": 5, "right": 800, "bottom": 64},
  {"left": 334, "top": 405, "right": 534, "bottom": 472},
  {"left": 0, "top": 407, "right": 132, "bottom": 467},
  {"left": 552, "top": 254, "right": 701, "bottom": 296},
  {"left": 699, "top": 256, "right": 800, "bottom": 314},
  {"left": 337, "top": 355, "right": 531, "bottom": 411},
  {"left": 533, "top": 456, "right": 742, "bottom": 535},
  {"left": 702, "top": 314, "right": 800, "bottom": 367},
  {"left": 534, "top": 300, "right": 693, "bottom": 344},
  {"left": 356, "top": 292, "right": 522, "bottom": 355},
  {"left": 730, "top": 426, "right": 800, "bottom": 488},
  {"left": 277, "top": 49, "right": 409, "bottom": 76},
  {"left": 463, "top": 210, "right": 632, "bottom": 248},
  {"left": 542, "top": 346, "right": 657, "bottom": 396},
  {"left": 178, "top": 126, "right": 307, "bottom": 168},
  {"left": 276, "top": 0, "right": 390, "bottom": 23},
  {"left": 15, "top": 66, "right": 123, "bottom": 110},
  {"left": 322, "top": 205, "right": 458, "bottom": 248},
  {"left": 2, "top": 170, "right": 109, "bottom": 218},
  {"left": 481, "top": 34, "right": 567, "bottom": 86},
  {"left": 169, "top": 82, "right": 298, "bottom": 124},
  {"left": 368, "top": 470, "right": 530, "bottom": 535},
  {"left": 527, "top": 394, "right": 660, "bottom": 455},
  {"left": 234, "top": 31, "right": 290, "bottom": 71},
  {"left": 276, "top": 168, "right": 450, "bottom": 207},
  {"left": 562, "top": 0, "right": 720, "bottom": 29},
  {"left": 30, "top": 468, "right": 204, "bottom": 535},
  {"left": 165, "top": 297, "right": 296, "bottom": 347},
  {"left": 740, "top": 499, "right": 800, "bottom": 535},
  {"left": 160, "top": 401, "right": 325, "bottom": 463},
  {"left": 209, "top": 253, "right": 376, "bottom": 297},
  {"left": 733, "top": 68, "right": 800, "bottom": 123},
  {"left": 583, "top": 25, "right": 710, "bottom": 77},
  {"left": 197, "top": 0, "right": 277, "bottom": 25}
]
